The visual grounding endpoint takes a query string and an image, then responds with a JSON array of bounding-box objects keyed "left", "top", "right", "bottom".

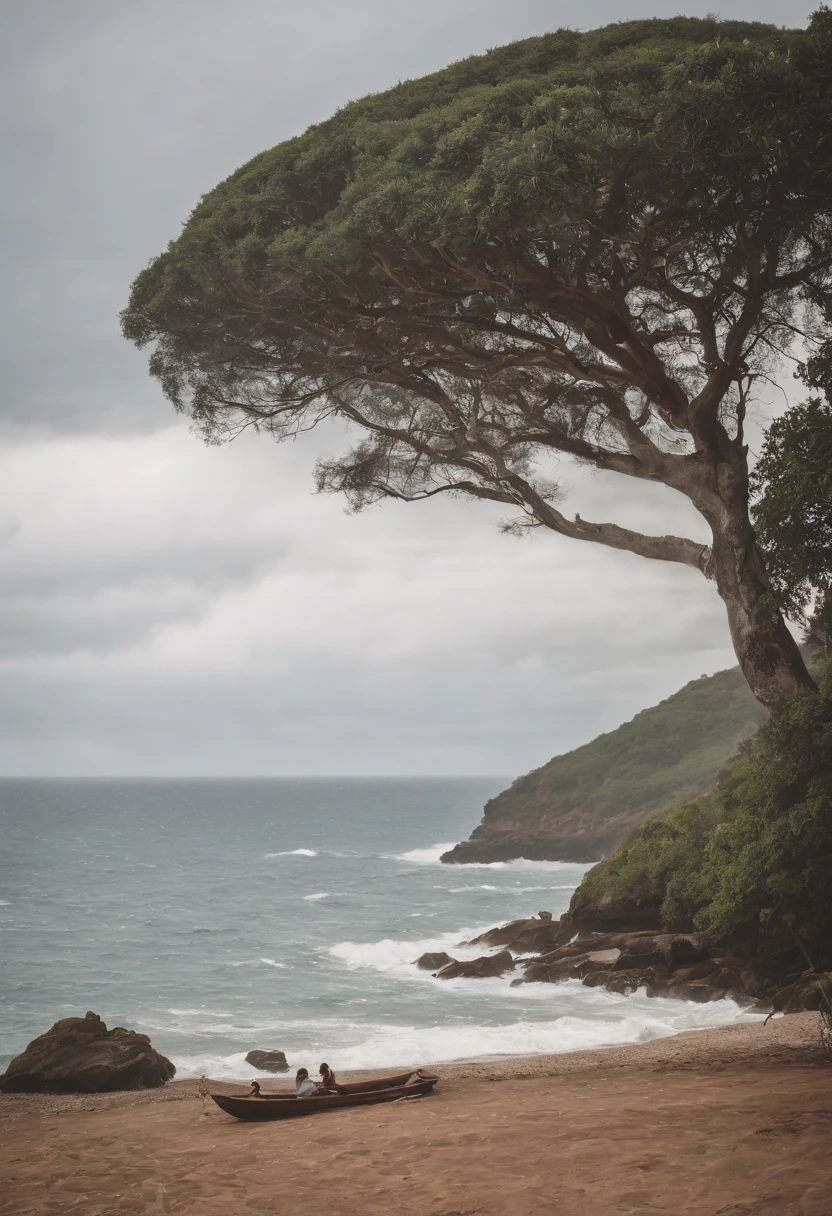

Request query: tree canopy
[{"left": 123, "top": 12, "right": 832, "bottom": 707}]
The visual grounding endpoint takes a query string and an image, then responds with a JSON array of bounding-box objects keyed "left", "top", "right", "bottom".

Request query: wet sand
[{"left": 1, "top": 1013, "right": 828, "bottom": 1215}]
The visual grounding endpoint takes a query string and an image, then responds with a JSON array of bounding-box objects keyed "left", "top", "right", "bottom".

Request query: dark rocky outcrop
[
  {"left": 441, "top": 667, "right": 762, "bottom": 865},
  {"left": 436, "top": 950, "right": 515, "bottom": 980},
  {"left": 414, "top": 951, "right": 454, "bottom": 971},
  {"left": 475, "top": 911, "right": 772, "bottom": 1009},
  {"left": 0, "top": 1011, "right": 175, "bottom": 1093},
  {"left": 570, "top": 898, "right": 663, "bottom": 932},
  {"left": 245, "top": 1049, "right": 289, "bottom": 1073},
  {"left": 408, "top": 904, "right": 777, "bottom": 1011},
  {"left": 771, "top": 980, "right": 824, "bottom": 1014},
  {"left": 464, "top": 914, "right": 571, "bottom": 955}
]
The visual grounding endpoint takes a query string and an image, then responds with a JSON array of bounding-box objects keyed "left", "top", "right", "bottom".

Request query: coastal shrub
[
  {"left": 570, "top": 657, "right": 832, "bottom": 984},
  {"left": 570, "top": 791, "right": 725, "bottom": 929},
  {"left": 696, "top": 657, "right": 832, "bottom": 979}
]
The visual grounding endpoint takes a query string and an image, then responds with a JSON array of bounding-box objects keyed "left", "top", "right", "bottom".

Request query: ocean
[{"left": 0, "top": 778, "right": 760, "bottom": 1079}]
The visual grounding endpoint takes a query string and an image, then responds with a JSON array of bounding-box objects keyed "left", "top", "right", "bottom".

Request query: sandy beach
[{"left": 1, "top": 1013, "right": 829, "bottom": 1216}]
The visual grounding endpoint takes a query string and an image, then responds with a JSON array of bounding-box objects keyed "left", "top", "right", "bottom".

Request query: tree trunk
[{"left": 707, "top": 526, "right": 816, "bottom": 711}]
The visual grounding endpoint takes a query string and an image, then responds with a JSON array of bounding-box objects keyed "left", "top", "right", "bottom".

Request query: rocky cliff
[{"left": 442, "top": 667, "right": 762, "bottom": 864}]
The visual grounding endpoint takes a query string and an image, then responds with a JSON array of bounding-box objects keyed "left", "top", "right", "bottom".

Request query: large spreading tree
[{"left": 123, "top": 13, "right": 832, "bottom": 709}]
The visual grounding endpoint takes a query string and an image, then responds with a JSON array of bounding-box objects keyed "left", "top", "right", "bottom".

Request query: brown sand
[{"left": 1, "top": 1013, "right": 829, "bottom": 1215}]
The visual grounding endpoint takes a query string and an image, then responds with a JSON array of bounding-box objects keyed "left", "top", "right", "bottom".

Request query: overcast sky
[{"left": 0, "top": 0, "right": 810, "bottom": 777}]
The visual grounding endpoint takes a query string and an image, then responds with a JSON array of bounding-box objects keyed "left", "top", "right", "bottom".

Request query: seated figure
[
  {"left": 295, "top": 1067, "right": 321, "bottom": 1097},
  {"left": 318, "top": 1062, "right": 338, "bottom": 1091}
]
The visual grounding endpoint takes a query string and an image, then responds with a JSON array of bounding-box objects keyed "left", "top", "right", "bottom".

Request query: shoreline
[
  {"left": 1, "top": 1013, "right": 826, "bottom": 1215},
  {"left": 0, "top": 1010, "right": 819, "bottom": 1118}
]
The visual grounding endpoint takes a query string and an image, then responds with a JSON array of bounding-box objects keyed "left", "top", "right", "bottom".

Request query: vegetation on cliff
[
  {"left": 570, "top": 656, "right": 832, "bottom": 985},
  {"left": 123, "top": 13, "right": 832, "bottom": 709},
  {"left": 442, "top": 665, "right": 762, "bottom": 863}
]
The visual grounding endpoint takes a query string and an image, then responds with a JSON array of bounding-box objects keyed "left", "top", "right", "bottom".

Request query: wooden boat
[{"left": 210, "top": 1069, "right": 440, "bottom": 1121}]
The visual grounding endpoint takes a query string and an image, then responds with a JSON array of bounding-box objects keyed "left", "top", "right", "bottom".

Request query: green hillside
[{"left": 442, "top": 667, "right": 764, "bottom": 864}]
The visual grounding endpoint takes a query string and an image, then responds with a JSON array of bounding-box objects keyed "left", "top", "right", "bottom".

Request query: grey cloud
[{"left": 0, "top": 0, "right": 804, "bottom": 776}]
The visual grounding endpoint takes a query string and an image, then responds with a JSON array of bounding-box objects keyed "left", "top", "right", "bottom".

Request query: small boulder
[
  {"left": 436, "top": 950, "right": 515, "bottom": 980},
  {"left": 612, "top": 948, "right": 664, "bottom": 971},
  {"left": 0, "top": 1011, "right": 175, "bottom": 1094},
  {"left": 593, "top": 967, "right": 670, "bottom": 997},
  {"left": 414, "top": 952, "right": 454, "bottom": 971},
  {"left": 587, "top": 948, "right": 621, "bottom": 966},
  {"left": 664, "top": 979, "right": 723, "bottom": 1004},
  {"left": 521, "top": 955, "right": 587, "bottom": 984},
  {"left": 670, "top": 962, "right": 719, "bottom": 983},
  {"left": 772, "top": 980, "right": 823, "bottom": 1014},
  {"left": 245, "top": 1049, "right": 289, "bottom": 1073},
  {"left": 654, "top": 932, "right": 711, "bottom": 968},
  {"left": 465, "top": 915, "right": 570, "bottom": 954}
]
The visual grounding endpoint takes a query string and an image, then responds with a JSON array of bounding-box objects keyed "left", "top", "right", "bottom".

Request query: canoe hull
[{"left": 211, "top": 1072, "right": 439, "bottom": 1121}]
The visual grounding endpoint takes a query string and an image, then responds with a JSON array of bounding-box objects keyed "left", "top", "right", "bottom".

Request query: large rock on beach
[
  {"left": 436, "top": 951, "right": 516, "bottom": 980},
  {"left": 245, "top": 1049, "right": 289, "bottom": 1073},
  {"left": 414, "top": 952, "right": 454, "bottom": 971},
  {"left": 0, "top": 1011, "right": 175, "bottom": 1094}
]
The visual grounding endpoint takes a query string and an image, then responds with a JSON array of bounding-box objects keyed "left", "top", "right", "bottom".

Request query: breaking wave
[
  {"left": 169, "top": 993, "right": 760, "bottom": 1079},
  {"left": 329, "top": 929, "right": 485, "bottom": 974},
  {"left": 390, "top": 842, "right": 592, "bottom": 871},
  {"left": 264, "top": 848, "right": 318, "bottom": 858},
  {"left": 448, "top": 884, "right": 499, "bottom": 893}
]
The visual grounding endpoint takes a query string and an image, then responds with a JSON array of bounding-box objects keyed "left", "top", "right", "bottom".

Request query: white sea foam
[
  {"left": 509, "top": 885, "right": 576, "bottom": 894},
  {"left": 390, "top": 842, "right": 459, "bottom": 864},
  {"left": 448, "top": 884, "right": 499, "bottom": 893},
  {"left": 390, "top": 842, "right": 593, "bottom": 872},
  {"left": 302, "top": 893, "right": 328, "bottom": 902},
  {"left": 264, "top": 848, "right": 318, "bottom": 858},
  {"left": 169, "top": 994, "right": 761, "bottom": 1079},
  {"left": 329, "top": 928, "right": 485, "bottom": 974},
  {"left": 229, "top": 958, "right": 288, "bottom": 970}
]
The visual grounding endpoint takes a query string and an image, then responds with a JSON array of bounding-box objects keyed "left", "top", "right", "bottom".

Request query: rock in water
[
  {"left": 0, "top": 1011, "right": 175, "bottom": 1093},
  {"left": 414, "top": 952, "right": 454, "bottom": 971},
  {"left": 435, "top": 950, "right": 515, "bottom": 980},
  {"left": 465, "top": 915, "right": 570, "bottom": 954},
  {"left": 245, "top": 1049, "right": 290, "bottom": 1072}
]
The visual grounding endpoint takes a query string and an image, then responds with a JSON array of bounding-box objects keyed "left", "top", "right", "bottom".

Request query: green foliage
[
  {"left": 700, "top": 659, "right": 832, "bottom": 955},
  {"left": 570, "top": 794, "right": 725, "bottom": 928},
  {"left": 570, "top": 657, "right": 832, "bottom": 982},
  {"left": 751, "top": 397, "right": 832, "bottom": 618},
  {"left": 489, "top": 666, "right": 762, "bottom": 834},
  {"left": 121, "top": 11, "right": 832, "bottom": 472}
]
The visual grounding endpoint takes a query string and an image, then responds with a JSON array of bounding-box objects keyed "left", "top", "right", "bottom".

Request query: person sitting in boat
[
  {"left": 295, "top": 1068, "right": 322, "bottom": 1097},
  {"left": 318, "top": 1062, "right": 338, "bottom": 1091}
]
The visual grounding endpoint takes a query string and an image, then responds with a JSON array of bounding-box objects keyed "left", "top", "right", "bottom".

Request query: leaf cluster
[{"left": 751, "top": 396, "right": 832, "bottom": 619}]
